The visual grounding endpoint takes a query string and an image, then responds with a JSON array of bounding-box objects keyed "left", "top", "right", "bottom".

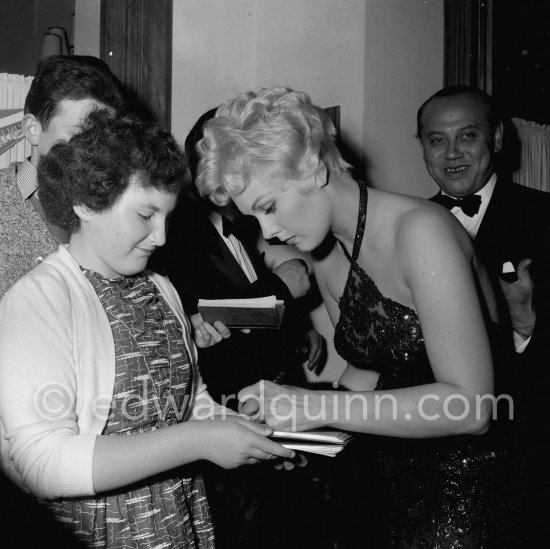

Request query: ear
[
  {"left": 493, "top": 122, "right": 503, "bottom": 153},
  {"left": 73, "top": 204, "right": 94, "bottom": 223},
  {"left": 415, "top": 133, "right": 425, "bottom": 153},
  {"left": 314, "top": 162, "right": 329, "bottom": 188},
  {"left": 22, "top": 113, "right": 41, "bottom": 147}
]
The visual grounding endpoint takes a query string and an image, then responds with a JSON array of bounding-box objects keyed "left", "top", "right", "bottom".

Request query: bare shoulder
[{"left": 393, "top": 196, "right": 472, "bottom": 260}]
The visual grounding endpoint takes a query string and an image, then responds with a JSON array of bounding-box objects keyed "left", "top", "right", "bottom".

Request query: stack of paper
[
  {"left": 0, "top": 109, "right": 24, "bottom": 156},
  {"left": 198, "top": 295, "right": 285, "bottom": 329},
  {"left": 271, "top": 429, "right": 352, "bottom": 457}
]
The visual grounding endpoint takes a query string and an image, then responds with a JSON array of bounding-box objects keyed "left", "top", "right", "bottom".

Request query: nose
[
  {"left": 258, "top": 216, "right": 280, "bottom": 240},
  {"left": 445, "top": 138, "right": 463, "bottom": 160},
  {"left": 151, "top": 219, "right": 167, "bottom": 247}
]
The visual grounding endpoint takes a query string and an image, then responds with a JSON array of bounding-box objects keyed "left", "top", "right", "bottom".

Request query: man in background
[
  {"left": 416, "top": 84, "right": 550, "bottom": 541},
  {"left": 417, "top": 85, "right": 549, "bottom": 387},
  {"left": 0, "top": 55, "right": 127, "bottom": 298}
]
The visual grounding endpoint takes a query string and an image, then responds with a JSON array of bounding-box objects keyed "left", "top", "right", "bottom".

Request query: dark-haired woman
[{"left": 0, "top": 111, "right": 294, "bottom": 548}]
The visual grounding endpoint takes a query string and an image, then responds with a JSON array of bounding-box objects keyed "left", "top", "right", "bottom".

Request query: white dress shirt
[{"left": 209, "top": 211, "right": 258, "bottom": 283}]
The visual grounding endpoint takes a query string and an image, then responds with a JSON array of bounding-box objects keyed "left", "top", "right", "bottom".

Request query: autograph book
[
  {"left": 271, "top": 430, "right": 352, "bottom": 458},
  {"left": 197, "top": 295, "right": 285, "bottom": 329}
]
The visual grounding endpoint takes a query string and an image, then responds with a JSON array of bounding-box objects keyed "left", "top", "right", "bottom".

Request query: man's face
[
  {"left": 36, "top": 98, "right": 106, "bottom": 158},
  {"left": 418, "top": 94, "right": 502, "bottom": 198}
]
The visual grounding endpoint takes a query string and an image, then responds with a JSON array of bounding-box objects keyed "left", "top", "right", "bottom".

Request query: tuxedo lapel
[
  {"left": 475, "top": 180, "right": 523, "bottom": 274},
  {"left": 475, "top": 181, "right": 507, "bottom": 251}
]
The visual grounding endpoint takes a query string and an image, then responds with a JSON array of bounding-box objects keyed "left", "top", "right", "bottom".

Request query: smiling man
[
  {"left": 417, "top": 85, "right": 550, "bottom": 540},
  {"left": 416, "top": 85, "right": 550, "bottom": 360}
]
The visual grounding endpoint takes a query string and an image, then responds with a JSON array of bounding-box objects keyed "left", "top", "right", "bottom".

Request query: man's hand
[
  {"left": 190, "top": 312, "right": 231, "bottom": 348},
  {"left": 499, "top": 258, "right": 536, "bottom": 336},
  {"left": 298, "top": 329, "right": 327, "bottom": 374},
  {"left": 273, "top": 258, "right": 311, "bottom": 298}
]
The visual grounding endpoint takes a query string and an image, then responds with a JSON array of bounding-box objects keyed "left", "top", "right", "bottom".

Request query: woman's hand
[
  {"left": 299, "top": 329, "right": 327, "bottom": 373},
  {"left": 190, "top": 312, "right": 231, "bottom": 348},
  {"left": 195, "top": 416, "right": 296, "bottom": 469},
  {"left": 238, "top": 380, "right": 327, "bottom": 432}
]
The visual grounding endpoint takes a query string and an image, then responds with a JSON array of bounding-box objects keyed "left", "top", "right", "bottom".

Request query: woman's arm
[
  {"left": 0, "top": 273, "right": 294, "bottom": 500},
  {"left": 92, "top": 416, "right": 293, "bottom": 493},
  {"left": 336, "top": 363, "right": 380, "bottom": 391},
  {"left": 240, "top": 210, "right": 494, "bottom": 438}
]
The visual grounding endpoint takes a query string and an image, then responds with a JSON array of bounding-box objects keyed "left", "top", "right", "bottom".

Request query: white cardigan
[{"left": 0, "top": 246, "right": 220, "bottom": 499}]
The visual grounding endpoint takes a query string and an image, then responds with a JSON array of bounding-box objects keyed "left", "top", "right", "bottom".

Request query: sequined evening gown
[{"left": 333, "top": 181, "right": 522, "bottom": 548}]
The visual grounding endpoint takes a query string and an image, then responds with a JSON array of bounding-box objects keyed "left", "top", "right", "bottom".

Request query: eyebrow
[
  {"left": 251, "top": 195, "right": 268, "bottom": 210},
  {"left": 140, "top": 204, "right": 161, "bottom": 211}
]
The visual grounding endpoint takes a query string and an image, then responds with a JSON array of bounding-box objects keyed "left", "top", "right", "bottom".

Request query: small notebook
[
  {"left": 271, "top": 429, "right": 352, "bottom": 458},
  {"left": 197, "top": 295, "right": 285, "bottom": 329}
]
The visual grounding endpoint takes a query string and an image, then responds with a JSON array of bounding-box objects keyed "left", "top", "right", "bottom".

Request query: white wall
[
  {"left": 172, "top": 0, "right": 366, "bottom": 161},
  {"left": 74, "top": 0, "right": 100, "bottom": 57},
  {"left": 363, "top": 0, "right": 443, "bottom": 198}
]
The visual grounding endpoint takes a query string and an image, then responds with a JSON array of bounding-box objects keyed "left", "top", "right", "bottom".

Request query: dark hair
[
  {"left": 24, "top": 55, "right": 127, "bottom": 128},
  {"left": 38, "top": 110, "right": 187, "bottom": 232},
  {"left": 184, "top": 107, "right": 217, "bottom": 185},
  {"left": 416, "top": 85, "right": 500, "bottom": 137}
]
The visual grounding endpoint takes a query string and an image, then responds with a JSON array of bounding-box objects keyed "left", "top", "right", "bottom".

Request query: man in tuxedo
[
  {"left": 416, "top": 85, "right": 550, "bottom": 539},
  {"left": 416, "top": 85, "right": 550, "bottom": 387}
]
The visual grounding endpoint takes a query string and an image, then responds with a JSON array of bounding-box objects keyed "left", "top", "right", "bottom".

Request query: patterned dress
[
  {"left": 47, "top": 271, "right": 215, "bottom": 549},
  {"left": 333, "top": 181, "right": 523, "bottom": 548}
]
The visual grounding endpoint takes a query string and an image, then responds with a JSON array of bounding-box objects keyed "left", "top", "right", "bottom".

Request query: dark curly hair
[{"left": 38, "top": 110, "right": 187, "bottom": 232}]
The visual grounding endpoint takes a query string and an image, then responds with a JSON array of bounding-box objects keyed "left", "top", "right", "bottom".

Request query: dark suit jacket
[
  {"left": 150, "top": 198, "right": 308, "bottom": 407},
  {"left": 432, "top": 180, "right": 550, "bottom": 410}
]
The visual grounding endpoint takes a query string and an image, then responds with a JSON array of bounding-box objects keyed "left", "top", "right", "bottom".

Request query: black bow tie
[
  {"left": 433, "top": 193, "right": 482, "bottom": 217},
  {"left": 222, "top": 216, "right": 247, "bottom": 240}
]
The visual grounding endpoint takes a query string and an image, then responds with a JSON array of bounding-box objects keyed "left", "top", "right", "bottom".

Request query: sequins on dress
[
  {"left": 334, "top": 181, "right": 522, "bottom": 548},
  {"left": 47, "top": 271, "right": 215, "bottom": 549}
]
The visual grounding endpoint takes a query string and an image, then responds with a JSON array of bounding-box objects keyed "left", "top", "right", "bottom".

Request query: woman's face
[
  {"left": 232, "top": 172, "right": 331, "bottom": 252},
  {"left": 74, "top": 175, "right": 178, "bottom": 278}
]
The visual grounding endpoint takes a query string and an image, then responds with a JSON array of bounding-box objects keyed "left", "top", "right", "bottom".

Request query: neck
[
  {"left": 328, "top": 172, "right": 363, "bottom": 248},
  {"left": 29, "top": 147, "right": 40, "bottom": 167}
]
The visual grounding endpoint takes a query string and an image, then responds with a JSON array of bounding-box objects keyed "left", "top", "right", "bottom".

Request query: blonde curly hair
[{"left": 196, "top": 87, "right": 350, "bottom": 205}]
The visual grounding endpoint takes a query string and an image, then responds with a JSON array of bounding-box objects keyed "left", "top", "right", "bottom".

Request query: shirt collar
[
  {"left": 16, "top": 159, "right": 38, "bottom": 200},
  {"left": 209, "top": 210, "right": 224, "bottom": 234},
  {"left": 441, "top": 172, "right": 497, "bottom": 204}
]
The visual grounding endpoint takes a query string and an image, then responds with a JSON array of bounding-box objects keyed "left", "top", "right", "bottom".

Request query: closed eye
[{"left": 138, "top": 213, "right": 153, "bottom": 220}]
